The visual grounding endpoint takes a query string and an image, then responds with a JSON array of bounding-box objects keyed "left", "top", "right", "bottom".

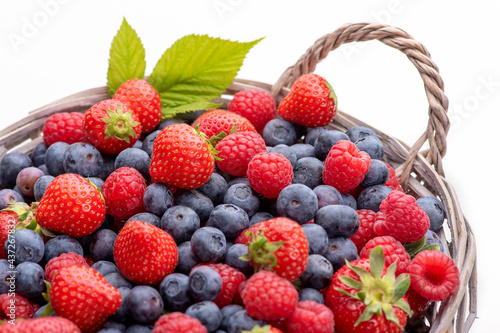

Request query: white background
[{"left": 0, "top": 1, "right": 497, "bottom": 332}]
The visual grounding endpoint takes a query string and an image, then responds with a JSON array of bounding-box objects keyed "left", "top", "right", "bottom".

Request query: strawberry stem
[
  {"left": 101, "top": 104, "right": 139, "bottom": 143},
  {"left": 240, "top": 230, "right": 285, "bottom": 273}
]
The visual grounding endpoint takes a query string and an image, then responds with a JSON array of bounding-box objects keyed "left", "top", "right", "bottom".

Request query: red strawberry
[
  {"left": 285, "top": 300, "right": 335, "bottom": 333},
  {"left": 0, "top": 293, "right": 35, "bottom": 320},
  {"left": 240, "top": 270, "right": 298, "bottom": 321},
  {"left": 16, "top": 316, "right": 82, "bottom": 333},
  {"left": 113, "top": 78, "right": 162, "bottom": 133},
  {"left": 0, "top": 321, "right": 18, "bottom": 332},
  {"left": 349, "top": 209, "right": 377, "bottom": 253},
  {"left": 246, "top": 152, "right": 293, "bottom": 199},
  {"left": 152, "top": 312, "right": 207, "bottom": 333},
  {"left": 228, "top": 89, "right": 276, "bottom": 132},
  {"left": 50, "top": 265, "right": 121, "bottom": 332},
  {"left": 113, "top": 220, "right": 178, "bottom": 285},
  {"left": 236, "top": 217, "right": 309, "bottom": 281},
  {"left": 44, "top": 252, "right": 89, "bottom": 282},
  {"left": 0, "top": 210, "right": 19, "bottom": 259},
  {"left": 35, "top": 173, "right": 106, "bottom": 238},
  {"left": 192, "top": 109, "right": 256, "bottom": 142},
  {"left": 82, "top": 99, "right": 142, "bottom": 155},
  {"left": 42, "top": 112, "right": 85, "bottom": 146},
  {"left": 149, "top": 123, "right": 215, "bottom": 190},
  {"left": 277, "top": 73, "right": 337, "bottom": 127},
  {"left": 360, "top": 236, "right": 411, "bottom": 277},
  {"left": 101, "top": 166, "right": 147, "bottom": 220}
]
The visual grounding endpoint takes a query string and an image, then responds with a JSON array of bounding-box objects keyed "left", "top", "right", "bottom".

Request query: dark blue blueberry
[
  {"left": 160, "top": 205, "right": 200, "bottom": 245},
  {"left": 90, "top": 229, "right": 117, "bottom": 262},
  {"left": 105, "top": 272, "right": 133, "bottom": 289},
  {"left": 44, "top": 142, "right": 69, "bottom": 176},
  {"left": 227, "top": 309, "right": 264, "bottom": 333},
  {"left": 423, "top": 229, "right": 445, "bottom": 252},
  {"left": 269, "top": 144, "right": 297, "bottom": 167},
  {"left": 357, "top": 185, "right": 392, "bottom": 212},
  {"left": 324, "top": 236, "right": 359, "bottom": 271},
  {"left": 0, "top": 152, "right": 33, "bottom": 189},
  {"left": 417, "top": 196, "right": 445, "bottom": 232},
  {"left": 313, "top": 184, "right": 342, "bottom": 209},
  {"left": 110, "top": 287, "right": 131, "bottom": 323},
  {"left": 44, "top": 235, "right": 83, "bottom": 263},
  {"left": 190, "top": 227, "right": 227, "bottom": 263},
  {"left": 360, "top": 159, "right": 389, "bottom": 187},
  {"left": 92, "top": 260, "right": 119, "bottom": 276},
  {"left": 175, "top": 241, "right": 200, "bottom": 275},
  {"left": 63, "top": 142, "right": 103, "bottom": 177},
  {"left": 292, "top": 157, "right": 324, "bottom": 189},
  {"left": 276, "top": 184, "right": 318, "bottom": 224},
  {"left": 5, "top": 228, "right": 44, "bottom": 265},
  {"left": 341, "top": 193, "right": 357, "bottom": 210},
  {"left": 14, "top": 261, "right": 45, "bottom": 299},
  {"left": 0, "top": 259, "right": 13, "bottom": 294},
  {"left": 301, "top": 223, "right": 329, "bottom": 255},
  {"left": 355, "top": 135, "right": 384, "bottom": 160},
  {"left": 143, "top": 183, "right": 174, "bottom": 217},
  {"left": 125, "top": 324, "right": 154, "bottom": 333},
  {"left": 100, "top": 154, "right": 116, "bottom": 180},
  {"left": 262, "top": 118, "right": 297, "bottom": 146},
  {"left": 304, "top": 127, "right": 327, "bottom": 146},
  {"left": 101, "top": 320, "right": 127, "bottom": 333},
  {"left": 220, "top": 304, "right": 245, "bottom": 331},
  {"left": 207, "top": 204, "right": 249, "bottom": 242},
  {"left": 31, "top": 142, "right": 48, "bottom": 167},
  {"left": 177, "top": 109, "right": 206, "bottom": 123},
  {"left": 185, "top": 300, "right": 222, "bottom": 333},
  {"left": 315, "top": 204, "right": 360, "bottom": 238},
  {"left": 157, "top": 118, "right": 184, "bottom": 130},
  {"left": 213, "top": 164, "right": 232, "bottom": 183},
  {"left": 141, "top": 130, "right": 160, "bottom": 156},
  {"left": 198, "top": 173, "right": 229, "bottom": 206},
  {"left": 290, "top": 143, "right": 316, "bottom": 160},
  {"left": 223, "top": 183, "right": 260, "bottom": 217},
  {"left": 189, "top": 265, "right": 223, "bottom": 301},
  {"left": 159, "top": 272, "right": 193, "bottom": 311},
  {"left": 300, "top": 254, "right": 333, "bottom": 290},
  {"left": 98, "top": 214, "right": 115, "bottom": 231},
  {"left": 299, "top": 287, "right": 325, "bottom": 304},
  {"left": 314, "top": 130, "right": 350, "bottom": 161},
  {"left": 226, "top": 177, "right": 250, "bottom": 188},
  {"left": 37, "top": 164, "right": 49, "bottom": 175},
  {"left": 115, "top": 148, "right": 151, "bottom": 181},
  {"left": 34, "top": 303, "right": 56, "bottom": 318},
  {"left": 346, "top": 126, "right": 377, "bottom": 143},
  {"left": 132, "top": 140, "right": 143, "bottom": 149},
  {"left": 126, "top": 212, "right": 161, "bottom": 228},
  {"left": 224, "top": 244, "right": 253, "bottom": 278},
  {"left": 125, "top": 285, "right": 164, "bottom": 324},
  {"left": 248, "top": 211, "right": 274, "bottom": 227},
  {"left": 293, "top": 123, "right": 309, "bottom": 140},
  {"left": 88, "top": 177, "right": 105, "bottom": 190},
  {"left": 176, "top": 190, "right": 214, "bottom": 223},
  {"left": 0, "top": 188, "right": 25, "bottom": 209}
]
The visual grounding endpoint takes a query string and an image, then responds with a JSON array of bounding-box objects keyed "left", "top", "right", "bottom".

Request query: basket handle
[{"left": 271, "top": 22, "right": 450, "bottom": 188}]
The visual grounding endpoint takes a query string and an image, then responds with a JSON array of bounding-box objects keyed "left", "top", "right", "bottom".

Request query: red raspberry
[
  {"left": 42, "top": 112, "right": 85, "bottom": 146},
  {"left": 349, "top": 209, "right": 377, "bottom": 253},
  {"left": 285, "top": 300, "right": 335, "bottom": 333},
  {"left": 215, "top": 131, "right": 267, "bottom": 177},
  {"left": 322, "top": 140, "right": 371, "bottom": 193},
  {"left": 384, "top": 162, "right": 404, "bottom": 191},
  {"left": 192, "top": 109, "right": 257, "bottom": 142},
  {"left": 228, "top": 89, "right": 276, "bottom": 132},
  {"left": 15, "top": 317, "right": 81, "bottom": 333},
  {"left": 0, "top": 293, "right": 35, "bottom": 319},
  {"left": 102, "top": 166, "right": 147, "bottom": 220},
  {"left": 360, "top": 236, "right": 411, "bottom": 276},
  {"left": 152, "top": 312, "right": 207, "bottom": 333},
  {"left": 373, "top": 191, "right": 430, "bottom": 243},
  {"left": 45, "top": 252, "right": 89, "bottom": 282},
  {"left": 246, "top": 152, "right": 293, "bottom": 198},
  {"left": 0, "top": 211, "right": 19, "bottom": 259},
  {"left": 407, "top": 250, "right": 460, "bottom": 301},
  {"left": 240, "top": 270, "right": 299, "bottom": 321}
]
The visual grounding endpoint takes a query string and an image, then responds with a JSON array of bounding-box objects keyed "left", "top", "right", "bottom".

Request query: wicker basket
[{"left": 0, "top": 22, "right": 477, "bottom": 333}]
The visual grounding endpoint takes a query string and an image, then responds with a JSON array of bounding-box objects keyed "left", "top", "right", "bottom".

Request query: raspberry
[
  {"left": 408, "top": 250, "right": 460, "bottom": 301},
  {"left": 228, "top": 89, "right": 276, "bottom": 132},
  {"left": 0, "top": 293, "right": 34, "bottom": 319},
  {"left": 240, "top": 270, "right": 299, "bottom": 321},
  {"left": 196, "top": 263, "right": 247, "bottom": 308},
  {"left": 42, "top": 112, "right": 85, "bottom": 146},
  {"left": 152, "top": 312, "right": 208, "bottom": 333},
  {"left": 192, "top": 109, "right": 256, "bottom": 141},
  {"left": 285, "top": 300, "right": 335, "bottom": 333},
  {"left": 384, "top": 162, "right": 404, "bottom": 191},
  {"left": 45, "top": 252, "right": 89, "bottom": 282},
  {"left": 246, "top": 152, "right": 293, "bottom": 198},
  {"left": 373, "top": 191, "right": 430, "bottom": 243},
  {"left": 215, "top": 131, "right": 267, "bottom": 177},
  {"left": 405, "top": 285, "right": 432, "bottom": 319},
  {"left": 349, "top": 209, "right": 377, "bottom": 253},
  {"left": 322, "top": 140, "right": 371, "bottom": 193},
  {"left": 359, "top": 236, "right": 411, "bottom": 276}
]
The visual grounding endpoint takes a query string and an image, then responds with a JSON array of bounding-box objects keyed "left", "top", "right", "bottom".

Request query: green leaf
[
  {"left": 149, "top": 35, "right": 263, "bottom": 119},
  {"left": 369, "top": 246, "right": 385, "bottom": 280},
  {"left": 107, "top": 18, "right": 146, "bottom": 96},
  {"left": 39, "top": 302, "right": 54, "bottom": 317}
]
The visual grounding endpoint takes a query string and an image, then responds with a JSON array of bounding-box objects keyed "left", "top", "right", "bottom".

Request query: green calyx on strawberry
[
  {"left": 335, "top": 246, "right": 412, "bottom": 328},
  {"left": 240, "top": 229, "right": 285, "bottom": 272},
  {"left": 194, "top": 123, "right": 223, "bottom": 161},
  {"left": 101, "top": 104, "right": 140, "bottom": 143}
]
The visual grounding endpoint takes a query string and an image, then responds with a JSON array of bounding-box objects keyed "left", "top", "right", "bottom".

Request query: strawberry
[
  {"left": 113, "top": 220, "right": 178, "bottom": 285},
  {"left": 113, "top": 78, "right": 162, "bottom": 133},
  {"left": 236, "top": 217, "right": 309, "bottom": 281},
  {"left": 49, "top": 265, "right": 121, "bottom": 332},
  {"left": 15, "top": 316, "right": 82, "bottom": 333},
  {"left": 82, "top": 99, "right": 142, "bottom": 155},
  {"left": 42, "top": 112, "right": 85, "bottom": 147},
  {"left": 149, "top": 123, "right": 216, "bottom": 190},
  {"left": 277, "top": 73, "right": 337, "bottom": 127},
  {"left": 0, "top": 210, "right": 19, "bottom": 259},
  {"left": 192, "top": 109, "right": 256, "bottom": 142},
  {"left": 35, "top": 173, "right": 106, "bottom": 238}
]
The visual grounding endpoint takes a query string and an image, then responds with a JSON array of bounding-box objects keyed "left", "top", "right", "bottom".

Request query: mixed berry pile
[{"left": 0, "top": 73, "right": 460, "bottom": 333}]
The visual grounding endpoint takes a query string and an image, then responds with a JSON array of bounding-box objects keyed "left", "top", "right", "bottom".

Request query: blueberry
[
  {"left": 105, "top": 272, "right": 133, "bottom": 289},
  {"left": 126, "top": 212, "right": 161, "bottom": 228},
  {"left": 34, "top": 303, "right": 56, "bottom": 318},
  {"left": 125, "top": 324, "right": 154, "bottom": 333},
  {"left": 355, "top": 135, "right": 384, "bottom": 160},
  {"left": 313, "top": 184, "right": 342, "bottom": 209},
  {"left": 220, "top": 304, "right": 245, "bottom": 331},
  {"left": 159, "top": 272, "right": 193, "bottom": 311},
  {"left": 314, "top": 130, "right": 350, "bottom": 161},
  {"left": 0, "top": 189, "right": 25, "bottom": 209},
  {"left": 213, "top": 164, "right": 232, "bottom": 183},
  {"left": 15, "top": 167, "right": 45, "bottom": 198},
  {"left": 290, "top": 143, "right": 316, "bottom": 160},
  {"left": 360, "top": 159, "right": 389, "bottom": 188},
  {"left": 143, "top": 183, "right": 174, "bottom": 217},
  {"left": 357, "top": 185, "right": 392, "bottom": 212},
  {"left": 269, "top": 144, "right": 297, "bottom": 167},
  {"left": 324, "top": 236, "right": 359, "bottom": 271},
  {"left": 157, "top": 118, "right": 184, "bottom": 130},
  {"left": 189, "top": 265, "right": 223, "bottom": 301},
  {"left": 341, "top": 193, "right": 357, "bottom": 210},
  {"left": 63, "top": 142, "right": 103, "bottom": 177},
  {"left": 423, "top": 229, "right": 445, "bottom": 252},
  {"left": 304, "top": 127, "right": 328, "bottom": 146},
  {"left": 176, "top": 190, "right": 214, "bottom": 223},
  {"left": 300, "top": 254, "right": 333, "bottom": 290},
  {"left": 175, "top": 241, "right": 200, "bottom": 275},
  {"left": 190, "top": 227, "right": 227, "bottom": 263},
  {"left": 206, "top": 204, "right": 249, "bottom": 242},
  {"left": 90, "top": 229, "right": 117, "bottom": 262},
  {"left": 141, "top": 130, "right": 160, "bottom": 156},
  {"left": 198, "top": 173, "right": 229, "bottom": 206},
  {"left": 13, "top": 261, "right": 45, "bottom": 299},
  {"left": 125, "top": 285, "right": 164, "bottom": 324},
  {"left": 276, "top": 184, "right": 318, "bottom": 224},
  {"left": 37, "top": 164, "right": 49, "bottom": 175},
  {"left": 31, "top": 142, "right": 48, "bottom": 167},
  {"left": 133, "top": 140, "right": 143, "bottom": 149},
  {"left": 292, "top": 157, "right": 324, "bottom": 189},
  {"left": 262, "top": 118, "right": 297, "bottom": 146},
  {"left": 92, "top": 260, "right": 119, "bottom": 276},
  {"left": 185, "top": 300, "right": 222, "bottom": 333},
  {"left": 301, "top": 223, "right": 329, "bottom": 255},
  {"left": 88, "top": 177, "right": 105, "bottom": 190},
  {"left": 44, "top": 235, "right": 83, "bottom": 263},
  {"left": 223, "top": 183, "right": 260, "bottom": 217},
  {"left": 299, "top": 287, "right": 325, "bottom": 304},
  {"left": 226, "top": 309, "right": 264, "bottom": 333},
  {"left": 44, "top": 142, "right": 70, "bottom": 176},
  {"left": 101, "top": 320, "right": 127, "bottom": 333},
  {"left": 0, "top": 152, "right": 33, "bottom": 189},
  {"left": 248, "top": 211, "right": 274, "bottom": 227},
  {"left": 100, "top": 154, "right": 116, "bottom": 180},
  {"left": 346, "top": 126, "right": 377, "bottom": 142},
  {"left": 160, "top": 205, "right": 200, "bottom": 245},
  {"left": 5, "top": 228, "right": 44, "bottom": 265},
  {"left": 110, "top": 286, "right": 131, "bottom": 323},
  {"left": 115, "top": 148, "right": 151, "bottom": 181},
  {"left": 177, "top": 109, "right": 206, "bottom": 123},
  {"left": 0, "top": 259, "right": 13, "bottom": 294},
  {"left": 315, "top": 204, "right": 360, "bottom": 238},
  {"left": 224, "top": 244, "right": 253, "bottom": 278},
  {"left": 417, "top": 196, "right": 445, "bottom": 232},
  {"left": 227, "top": 177, "right": 250, "bottom": 188}
]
